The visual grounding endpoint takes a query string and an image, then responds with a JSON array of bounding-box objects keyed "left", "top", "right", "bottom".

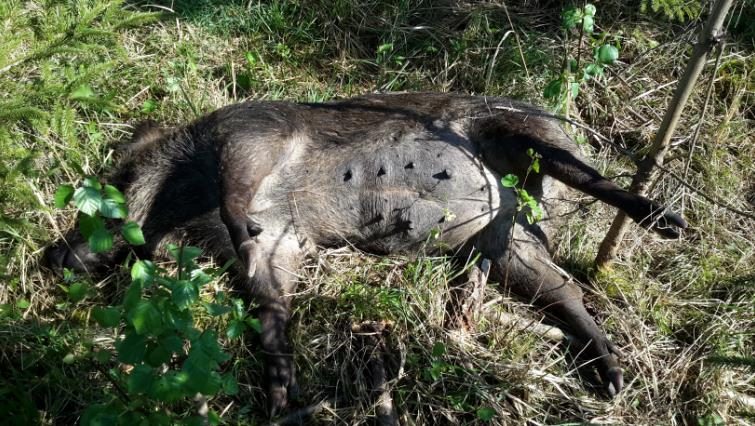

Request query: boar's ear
[{"left": 128, "top": 120, "right": 168, "bottom": 153}]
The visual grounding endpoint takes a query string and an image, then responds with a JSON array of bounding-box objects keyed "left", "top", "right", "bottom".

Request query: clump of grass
[{"left": 1, "top": 0, "right": 753, "bottom": 424}]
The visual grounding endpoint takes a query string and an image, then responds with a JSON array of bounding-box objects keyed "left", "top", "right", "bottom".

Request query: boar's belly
[{"left": 284, "top": 135, "right": 517, "bottom": 253}]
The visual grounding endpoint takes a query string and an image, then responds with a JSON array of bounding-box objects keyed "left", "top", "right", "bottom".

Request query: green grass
[{"left": 1, "top": 0, "right": 753, "bottom": 424}]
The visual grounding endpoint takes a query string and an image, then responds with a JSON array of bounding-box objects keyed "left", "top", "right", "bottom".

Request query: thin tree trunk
[{"left": 595, "top": 0, "right": 734, "bottom": 268}]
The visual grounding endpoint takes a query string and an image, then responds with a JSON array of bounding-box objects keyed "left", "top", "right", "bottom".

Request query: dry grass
[{"left": 0, "top": 0, "right": 753, "bottom": 424}]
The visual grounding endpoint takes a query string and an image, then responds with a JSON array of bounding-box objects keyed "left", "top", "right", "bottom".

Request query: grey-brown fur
[{"left": 45, "top": 92, "right": 686, "bottom": 414}]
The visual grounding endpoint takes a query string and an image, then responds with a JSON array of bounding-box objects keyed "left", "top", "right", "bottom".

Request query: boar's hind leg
[
  {"left": 218, "top": 137, "right": 290, "bottom": 279},
  {"left": 474, "top": 220, "right": 623, "bottom": 396},
  {"left": 243, "top": 232, "right": 304, "bottom": 416}
]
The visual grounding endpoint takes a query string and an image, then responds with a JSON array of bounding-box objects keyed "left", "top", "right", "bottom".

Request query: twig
[
  {"left": 596, "top": 0, "right": 736, "bottom": 266},
  {"left": 683, "top": 40, "right": 725, "bottom": 179},
  {"left": 500, "top": 1, "right": 529, "bottom": 79},
  {"left": 485, "top": 30, "right": 514, "bottom": 91}
]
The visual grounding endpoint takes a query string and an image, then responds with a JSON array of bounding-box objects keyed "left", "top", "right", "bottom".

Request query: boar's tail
[{"left": 477, "top": 111, "right": 686, "bottom": 238}]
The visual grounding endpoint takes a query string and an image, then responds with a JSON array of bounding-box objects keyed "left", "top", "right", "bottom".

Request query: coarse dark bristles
[{"left": 0, "top": 0, "right": 752, "bottom": 424}]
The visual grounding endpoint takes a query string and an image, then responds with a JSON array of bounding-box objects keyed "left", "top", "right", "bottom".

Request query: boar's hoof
[
  {"left": 649, "top": 209, "right": 687, "bottom": 239},
  {"left": 238, "top": 240, "right": 258, "bottom": 279},
  {"left": 604, "top": 366, "right": 623, "bottom": 397},
  {"left": 594, "top": 340, "right": 623, "bottom": 397},
  {"left": 635, "top": 201, "right": 688, "bottom": 239},
  {"left": 267, "top": 354, "right": 299, "bottom": 416}
]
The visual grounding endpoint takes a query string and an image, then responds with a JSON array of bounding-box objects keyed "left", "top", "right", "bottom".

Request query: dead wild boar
[{"left": 45, "top": 92, "right": 686, "bottom": 413}]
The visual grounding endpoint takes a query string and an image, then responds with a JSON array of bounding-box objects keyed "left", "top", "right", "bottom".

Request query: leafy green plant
[
  {"left": 81, "top": 247, "right": 243, "bottom": 425},
  {"left": 55, "top": 177, "right": 145, "bottom": 253},
  {"left": 424, "top": 341, "right": 456, "bottom": 382},
  {"left": 544, "top": 3, "right": 620, "bottom": 115},
  {"left": 54, "top": 178, "right": 252, "bottom": 424},
  {"left": 476, "top": 406, "right": 496, "bottom": 422},
  {"left": 501, "top": 148, "right": 543, "bottom": 224},
  {"left": 640, "top": 0, "right": 701, "bottom": 22}
]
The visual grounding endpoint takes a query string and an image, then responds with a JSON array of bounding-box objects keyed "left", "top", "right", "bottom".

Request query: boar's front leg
[
  {"left": 218, "top": 137, "right": 291, "bottom": 279},
  {"left": 474, "top": 219, "right": 623, "bottom": 396},
  {"left": 242, "top": 230, "right": 304, "bottom": 415}
]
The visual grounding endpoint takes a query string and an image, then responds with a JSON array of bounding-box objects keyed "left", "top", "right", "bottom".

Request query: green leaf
[
  {"left": 82, "top": 177, "right": 102, "bottom": 190},
  {"left": 562, "top": 7, "right": 582, "bottom": 29},
  {"left": 428, "top": 361, "right": 445, "bottom": 381},
  {"left": 159, "top": 334, "right": 185, "bottom": 353},
  {"left": 584, "top": 63, "right": 604, "bottom": 78},
  {"left": 68, "top": 282, "right": 88, "bottom": 302},
  {"left": 543, "top": 78, "right": 563, "bottom": 100},
  {"left": 146, "top": 343, "right": 172, "bottom": 367},
  {"left": 245, "top": 51, "right": 259, "bottom": 65},
  {"left": 70, "top": 84, "right": 96, "bottom": 100},
  {"left": 597, "top": 44, "right": 619, "bottom": 65},
  {"left": 377, "top": 43, "right": 393, "bottom": 55},
  {"left": 166, "top": 76, "right": 181, "bottom": 93},
  {"left": 190, "top": 269, "right": 212, "bottom": 286},
  {"left": 193, "top": 331, "right": 231, "bottom": 364},
  {"left": 100, "top": 198, "right": 127, "bottom": 219},
  {"left": 123, "top": 282, "right": 142, "bottom": 312},
  {"left": 231, "top": 298, "right": 246, "bottom": 319},
  {"left": 151, "top": 371, "right": 190, "bottom": 402},
  {"left": 78, "top": 214, "right": 104, "bottom": 239},
  {"left": 81, "top": 404, "right": 120, "bottom": 426},
  {"left": 16, "top": 298, "right": 30, "bottom": 309},
  {"left": 208, "top": 411, "right": 221, "bottom": 426},
  {"left": 527, "top": 203, "right": 544, "bottom": 224},
  {"left": 432, "top": 341, "right": 446, "bottom": 357},
  {"left": 128, "top": 300, "right": 162, "bottom": 335},
  {"left": 567, "top": 58, "right": 578, "bottom": 73},
  {"left": 54, "top": 185, "right": 74, "bottom": 208},
  {"left": 117, "top": 332, "right": 147, "bottom": 364},
  {"left": 245, "top": 317, "right": 262, "bottom": 334},
  {"left": 501, "top": 174, "right": 519, "bottom": 188},
  {"left": 582, "top": 15, "right": 594, "bottom": 33},
  {"left": 121, "top": 222, "right": 145, "bottom": 246},
  {"left": 141, "top": 99, "right": 157, "bottom": 114},
  {"left": 172, "top": 280, "right": 199, "bottom": 310},
  {"left": 205, "top": 302, "right": 232, "bottom": 317},
  {"left": 131, "top": 260, "right": 155, "bottom": 285},
  {"left": 62, "top": 353, "right": 76, "bottom": 364},
  {"left": 184, "top": 363, "right": 222, "bottom": 396},
  {"left": 127, "top": 364, "right": 154, "bottom": 395},
  {"left": 167, "top": 244, "right": 202, "bottom": 266},
  {"left": 164, "top": 305, "right": 195, "bottom": 334},
  {"left": 88, "top": 227, "right": 113, "bottom": 253},
  {"left": 519, "top": 189, "right": 536, "bottom": 204},
  {"left": 103, "top": 185, "right": 126, "bottom": 203},
  {"left": 93, "top": 306, "right": 121, "bottom": 327},
  {"left": 570, "top": 82, "right": 580, "bottom": 98},
  {"left": 477, "top": 406, "right": 496, "bottom": 421},
  {"left": 0, "top": 304, "right": 12, "bottom": 318},
  {"left": 531, "top": 158, "right": 540, "bottom": 173},
  {"left": 73, "top": 186, "right": 102, "bottom": 216},
  {"left": 222, "top": 374, "right": 239, "bottom": 395},
  {"left": 227, "top": 320, "right": 246, "bottom": 340}
]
